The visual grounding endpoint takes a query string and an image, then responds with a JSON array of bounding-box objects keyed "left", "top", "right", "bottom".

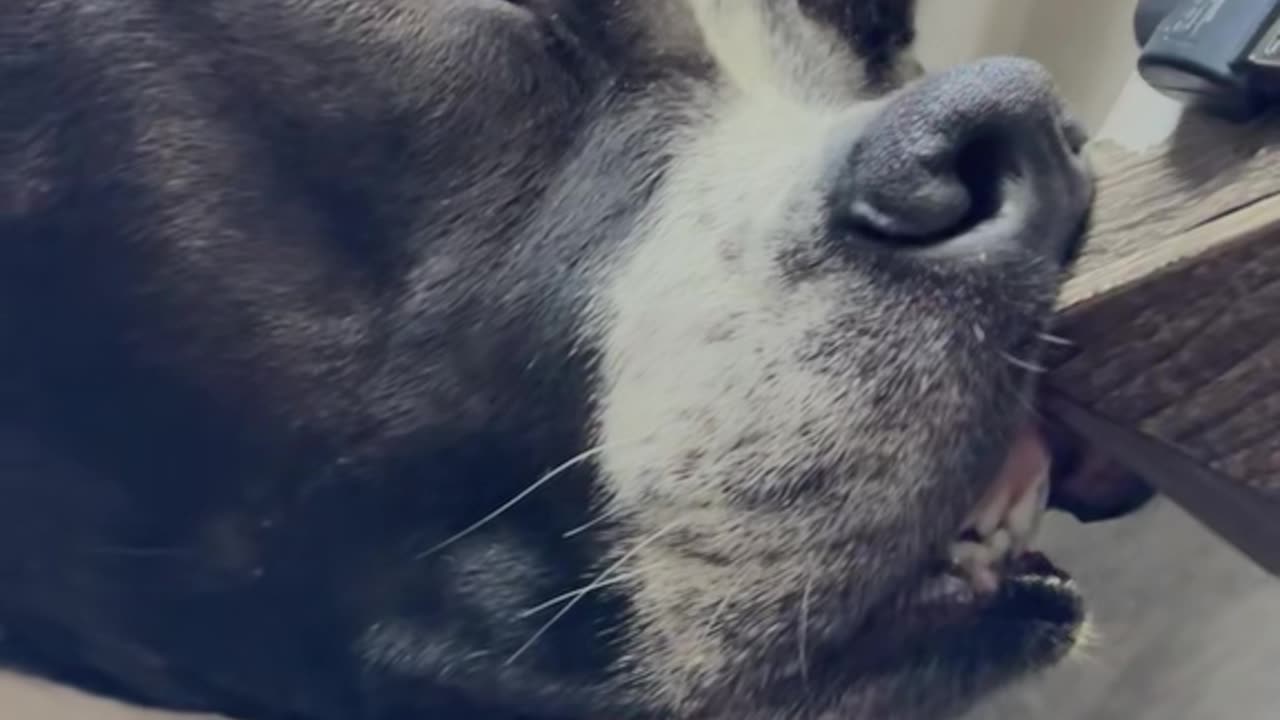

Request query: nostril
[
  {"left": 835, "top": 57, "right": 1085, "bottom": 254},
  {"left": 839, "top": 129, "right": 1016, "bottom": 247},
  {"left": 836, "top": 142, "right": 974, "bottom": 244},
  {"left": 950, "top": 132, "right": 1015, "bottom": 237}
]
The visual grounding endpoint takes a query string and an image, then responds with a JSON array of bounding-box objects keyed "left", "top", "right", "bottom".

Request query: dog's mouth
[
  {"left": 901, "top": 415, "right": 1153, "bottom": 634},
  {"left": 905, "top": 422, "right": 1078, "bottom": 629}
]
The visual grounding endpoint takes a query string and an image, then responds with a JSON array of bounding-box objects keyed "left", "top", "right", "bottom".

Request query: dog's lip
[
  {"left": 990, "top": 553, "right": 1083, "bottom": 626},
  {"left": 897, "top": 390, "right": 1155, "bottom": 631},
  {"left": 831, "top": 550, "right": 1083, "bottom": 691},
  {"left": 898, "top": 420, "right": 1085, "bottom": 630},
  {"left": 911, "top": 548, "right": 1080, "bottom": 617},
  {"left": 904, "top": 551, "right": 1082, "bottom": 627}
]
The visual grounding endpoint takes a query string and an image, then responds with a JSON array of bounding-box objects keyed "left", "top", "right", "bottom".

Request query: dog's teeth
[
  {"left": 919, "top": 574, "right": 977, "bottom": 605},
  {"left": 950, "top": 438, "right": 1053, "bottom": 591},
  {"left": 988, "top": 528, "right": 1012, "bottom": 560},
  {"left": 947, "top": 540, "right": 1001, "bottom": 595},
  {"left": 1004, "top": 488, "right": 1039, "bottom": 545},
  {"left": 966, "top": 483, "right": 1012, "bottom": 537},
  {"left": 1004, "top": 465, "right": 1050, "bottom": 552},
  {"left": 949, "top": 540, "right": 990, "bottom": 568}
]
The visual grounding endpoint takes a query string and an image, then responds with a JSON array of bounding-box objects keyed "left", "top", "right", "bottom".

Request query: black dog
[{"left": 0, "top": 1, "right": 1124, "bottom": 718}]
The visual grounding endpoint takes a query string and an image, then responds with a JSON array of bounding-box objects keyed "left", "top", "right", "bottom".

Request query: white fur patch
[
  {"left": 594, "top": 93, "right": 868, "bottom": 507},
  {"left": 686, "top": 0, "right": 867, "bottom": 105},
  {"left": 583, "top": 0, "right": 899, "bottom": 702},
  {"left": 592, "top": 1, "right": 887, "bottom": 497}
]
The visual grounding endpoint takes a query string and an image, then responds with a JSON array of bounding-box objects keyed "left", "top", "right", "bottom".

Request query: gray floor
[{"left": 966, "top": 498, "right": 1280, "bottom": 720}]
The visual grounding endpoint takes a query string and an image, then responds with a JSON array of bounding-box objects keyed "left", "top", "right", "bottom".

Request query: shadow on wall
[{"left": 916, "top": 0, "right": 1142, "bottom": 131}]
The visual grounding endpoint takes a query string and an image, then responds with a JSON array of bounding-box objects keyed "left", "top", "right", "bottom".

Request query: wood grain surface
[{"left": 1051, "top": 110, "right": 1280, "bottom": 503}]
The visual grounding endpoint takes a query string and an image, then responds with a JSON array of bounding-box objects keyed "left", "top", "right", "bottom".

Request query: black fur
[
  {"left": 799, "top": 0, "right": 917, "bottom": 86},
  {"left": 0, "top": 2, "right": 671, "bottom": 717}
]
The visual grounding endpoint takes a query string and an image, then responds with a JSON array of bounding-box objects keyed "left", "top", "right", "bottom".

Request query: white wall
[
  {"left": 915, "top": 0, "right": 1142, "bottom": 130},
  {"left": 915, "top": 0, "right": 1033, "bottom": 69}
]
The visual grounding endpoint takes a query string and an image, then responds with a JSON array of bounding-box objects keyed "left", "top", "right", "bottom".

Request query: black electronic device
[{"left": 1136, "top": 0, "right": 1280, "bottom": 118}]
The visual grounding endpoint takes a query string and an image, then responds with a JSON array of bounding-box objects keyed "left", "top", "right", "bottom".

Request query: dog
[{"left": 0, "top": 1, "right": 1150, "bottom": 718}]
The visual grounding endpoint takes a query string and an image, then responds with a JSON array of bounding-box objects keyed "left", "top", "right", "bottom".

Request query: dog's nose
[{"left": 836, "top": 57, "right": 1092, "bottom": 258}]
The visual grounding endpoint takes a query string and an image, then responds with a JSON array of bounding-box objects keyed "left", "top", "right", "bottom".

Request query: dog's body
[{"left": 0, "top": 1, "right": 1099, "bottom": 718}]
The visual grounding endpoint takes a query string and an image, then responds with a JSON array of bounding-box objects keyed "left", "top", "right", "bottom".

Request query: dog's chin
[
  {"left": 792, "top": 406, "right": 1151, "bottom": 720},
  {"left": 787, "top": 565, "right": 1085, "bottom": 720},
  {"left": 671, "top": 417, "right": 1100, "bottom": 720},
  {"left": 809, "top": 432, "right": 1088, "bottom": 707},
  {"left": 850, "top": 552, "right": 1085, "bottom": 675},
  {"left": 712, "top": 560, "right": 1086, "bottom": 720},
  {"left": 798, "top": 565, "right": 1083, "bottom": 706}
]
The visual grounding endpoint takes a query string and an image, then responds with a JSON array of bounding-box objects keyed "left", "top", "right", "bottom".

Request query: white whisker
[
  {"left": 990, "top": 369, "right": 1042, "bottom": 421},
  {"left": 1000, "top": 351, "right": 1047, "bottom": 375},
  {"left": 417, "top": 445, "right": 610, "bottom": 559},
  {"left": 504, "top": 520, "right": 679, "bottom": 666},
  {"left": 563, "top": 506, "right": 624, "bottom": 538},
  {"left": 1037, "top": 331, "right": 1075, "bottom": 347},
  {"left": 516, "top": 571, "right": 643, "bottom": 619}
]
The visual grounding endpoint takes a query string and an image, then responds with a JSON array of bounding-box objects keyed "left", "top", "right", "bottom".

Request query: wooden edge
[
  {"left": 1061, "top": 111, "right": 1280, "bottom": 314},
  {"left": 1047, "top": 392, "right": 1280, "bottom": 578},
  {"left": 1059, "top": 192, "right": 1280, "bottom": 314}
]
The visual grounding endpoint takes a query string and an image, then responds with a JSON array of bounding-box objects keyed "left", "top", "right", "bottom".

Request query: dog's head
[
  {"left": 2, "top": 1, "right": 1110, "bottom": 719},
  {"left": 339, "top": 1, "right": 1093, "bottom": 718}
]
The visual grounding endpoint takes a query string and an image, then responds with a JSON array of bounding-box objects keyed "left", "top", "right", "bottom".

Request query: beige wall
[
  {"left": 916, "top": 0, "right": 1033, "bottom": 68},
  {"left": 916, "top": 0, "right": 1142, "bottom": 130}
]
